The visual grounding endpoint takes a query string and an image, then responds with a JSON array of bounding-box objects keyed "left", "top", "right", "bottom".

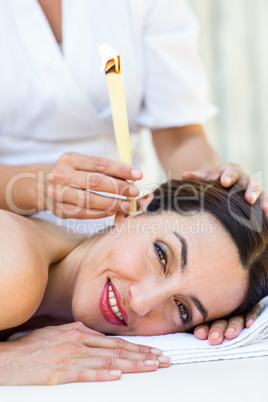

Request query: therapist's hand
[
  {"left": 182, "top": 163, "right": 268, "bottom": 215},
  {"left": 193, "top": 301, "right": 265, "bottom": 344},
  {"left": 0, "top": 322, "right": 169, "bottom": 385},
  {"left": 45, "top": 152, "right": 143, "bottom": 219}
]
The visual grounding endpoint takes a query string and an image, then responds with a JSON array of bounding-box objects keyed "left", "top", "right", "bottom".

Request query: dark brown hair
[{"left": 146, "top": 180, "right": 268, "bottom": 318}]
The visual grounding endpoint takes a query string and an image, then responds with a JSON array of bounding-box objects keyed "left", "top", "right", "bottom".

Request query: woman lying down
[{"left": 0, "top": 180, "right": 267, "bottom": 385}]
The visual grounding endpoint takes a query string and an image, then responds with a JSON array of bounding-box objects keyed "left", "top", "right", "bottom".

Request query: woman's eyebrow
[
  {"left": 189, "top": 295, "right": 208, "bottom": 323},
  {"left": 172, "top": 231, "right": 208, "bottom": 322},
  {"left": 172, "top": 231, "right": 188, "bottom": 272}
]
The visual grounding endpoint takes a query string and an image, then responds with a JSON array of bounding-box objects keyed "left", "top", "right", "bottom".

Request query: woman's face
[{"left": 71, "top": 212, "right": 248, "bottom": 336}]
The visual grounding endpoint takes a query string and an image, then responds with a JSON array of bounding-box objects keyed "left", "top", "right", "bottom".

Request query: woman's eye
[
  {"left": 176, "top": 301, "right": 189, "bottom": 324},
  {"left": 154, "top": 243, "right": 167, "bottom": 272}
]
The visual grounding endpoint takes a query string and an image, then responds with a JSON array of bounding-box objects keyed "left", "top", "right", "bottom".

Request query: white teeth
[
  {"left": 109, "top": 297, "right": 117, "bottom": 307},
  {"left": 108, "top": 282, "right": 124, "bottom": 321},
  {"left": 111, "top": 305, "right": 119, "bottom": 314}
]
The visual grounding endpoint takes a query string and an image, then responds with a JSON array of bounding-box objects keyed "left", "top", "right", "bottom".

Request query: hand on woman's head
[{"left": 182, "top": 163, "right": 268, "bottom": 216}]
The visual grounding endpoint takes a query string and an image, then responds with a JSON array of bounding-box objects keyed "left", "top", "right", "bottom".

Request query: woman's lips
[{"left": 99, "top": 279, "right": 128, "bottom": 326}]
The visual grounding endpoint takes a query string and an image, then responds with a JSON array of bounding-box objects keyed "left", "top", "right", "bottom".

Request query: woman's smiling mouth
[
  {"left": 108, "top": 281, "right": 124, "bottom": 321},
  {"left": 99, "top": 279, "right": 128, "bottom": 326}
]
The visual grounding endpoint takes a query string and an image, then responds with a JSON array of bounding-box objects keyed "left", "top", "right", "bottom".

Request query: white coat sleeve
[{"left": 137, "top": 0, "right": 218, "bottom": 130}]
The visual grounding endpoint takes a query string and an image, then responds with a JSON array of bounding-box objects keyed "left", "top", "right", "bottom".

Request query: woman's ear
[
  {"left": 114, "top": 193, "right": 155, "bottom": 225},
  {"left": 136, "top": 192, "right": 155, "bottom": 212}
]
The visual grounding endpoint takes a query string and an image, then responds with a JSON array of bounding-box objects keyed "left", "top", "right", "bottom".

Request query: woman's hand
[
  {"left": 182, "top": 163, "right": 268, "bottom": 215},
  {"left": 193, "top": 301, "right": 265, "bottom": 344},
  {"left": 0, "top": 322, "right": 170, "bottom": 385},
  {"left": 44, "top": 152, "right": 143, "bottom": 219}
]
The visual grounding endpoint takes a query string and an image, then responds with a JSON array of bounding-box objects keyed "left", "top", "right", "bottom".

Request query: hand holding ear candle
[{"left": 99, "top": 45, "right": 137, "bottom": 212}]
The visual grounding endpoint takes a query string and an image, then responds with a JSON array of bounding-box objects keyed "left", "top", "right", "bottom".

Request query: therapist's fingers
[
  {"left": 220, "top": 166, "right": 265, "bottom": 209},
  {"left": 182, "top": 164, "right": 242, "bottom": 184},
  {"left": 184, "top": 164, "right": 266, "bottom": 213},
  {"left": 218, "top": 165, "right": 264, "bottom": 209},
  {"left": 183, "top": 164, "right": 246, "bottom": 188},
  {"left": 74, "top": 172, "right": 140, "bottom": 197},
  {"left": 51, "top": 152, "right": 143, "bottom": 181},
  {"left": 244, "top": 176, "right": 263, "bottom": 205},
  {"left": 218, "top": 164, "right": 243, "bottom": 186},
  {"left": 50, "top": 170, "right": 140, "bottom": 198},
  {"left": 261, "top": 191, "right": 268, "bottom": 215},
  {"left": 49, "top": 187, "right": 133, "bottom": 213}
]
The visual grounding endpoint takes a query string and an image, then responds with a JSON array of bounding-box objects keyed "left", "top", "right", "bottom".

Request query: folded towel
[{"left": 115, "top": 302, "right": 268, "bottom": 364}]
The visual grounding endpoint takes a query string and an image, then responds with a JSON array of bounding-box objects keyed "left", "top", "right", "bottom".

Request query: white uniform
[
  {"left": 0, "top": 0, "right": 216, "bottom": 166},
  {"left": 0, "top": 0, "right": 217, "bottom": 233}
]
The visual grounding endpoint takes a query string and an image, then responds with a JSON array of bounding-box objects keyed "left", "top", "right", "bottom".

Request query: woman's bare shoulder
[
  {"left": 0, "top": 211, "right": 87, "bottom": 330},
  {"left": 0, "top": 210, "right": 49, "bottom": 330}
]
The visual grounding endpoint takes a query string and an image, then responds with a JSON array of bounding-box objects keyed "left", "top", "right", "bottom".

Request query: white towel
[{"left": 115, "top": 304, "right": 268, "bottom": 364}]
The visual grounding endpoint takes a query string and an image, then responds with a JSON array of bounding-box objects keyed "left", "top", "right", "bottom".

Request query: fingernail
[
  {"left": 247, "top": 319, "right": 254, "bottom": 327},
  {"left": 251, "top": 192, "right": 257, "bottom": 203},
  {"left": 224, "top": 177, "right": 231, "bottom": 186},
  {"left": 158, "top": 356, "right": 171, "bottom": 364},
  {"left": 121, "top": 201, "right": 132, "bottom": 211},
  {"left": 129, "top": 186, "right": 139, "bottom": 197},
  {"left": 195, "top": 328, "right": 206, "bottom": 335},
  {"left": 131, "top": 168, "right": 143, "bottom": 179},
  {"left": 109, "top": 370, "right": 121, "bottom": 377},
  {"left": 209, "top": 331, "right": 220, "bottom": 339},
  {"left": 145, "top": 360, "right": 159, "bottom": 366},
  {"left": 225, "top": 327, "right": 235, "bottom": 333},
  {"left": 150, "top": 348, "right": 162, "bottom": 355}
]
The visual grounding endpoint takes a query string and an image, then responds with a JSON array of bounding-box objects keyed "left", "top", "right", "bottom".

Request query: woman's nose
[{"left": 128, "top": 282, "right": 168, "bottom": 316}]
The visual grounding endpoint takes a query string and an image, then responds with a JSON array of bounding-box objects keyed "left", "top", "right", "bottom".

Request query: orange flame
[
  {"left": 114, "top": 56, "right": 120, "bottom": 73},
  {"left": 105, "top": 56, "right": 120, "bottom": 74}
]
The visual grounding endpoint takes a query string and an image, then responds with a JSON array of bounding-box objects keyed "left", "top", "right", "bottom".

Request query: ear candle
[{"left": 99, "top": 45, "right": 137, "bottom": 212}]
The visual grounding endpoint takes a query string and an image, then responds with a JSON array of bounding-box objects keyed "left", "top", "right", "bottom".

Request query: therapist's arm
[
  {"left": 152, "top": 124, "right": 218, "bottom": 177},
  {"left": 0, "top": 162, "right": 49, "bottom": 215},
  {"left": 152, "top": 125, "right": 268, "bottom": 212}
]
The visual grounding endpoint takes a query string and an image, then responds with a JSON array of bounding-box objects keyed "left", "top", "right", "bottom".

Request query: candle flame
[
  {"left": 104, "top": 56, "right": 120, "bottom": 75},
  {"left": 99, "top": 44, "right": 120, "bottom": 73},
  {"left": 114, "top": 56, "right": 120, "bottom": 74}
]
